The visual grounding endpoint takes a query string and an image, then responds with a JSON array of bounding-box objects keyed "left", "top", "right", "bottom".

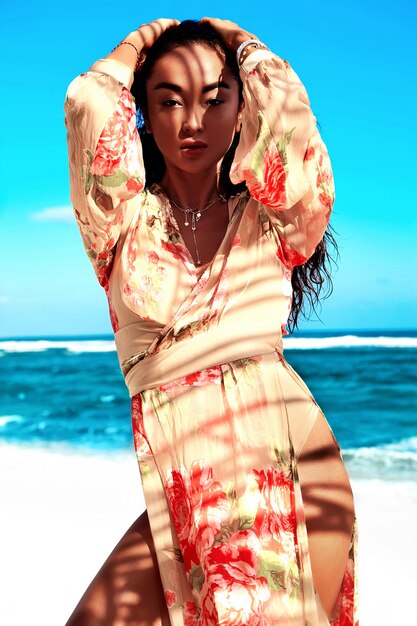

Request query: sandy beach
[{"left": 2, "top": 443, "right": 416, "bottom": 625}]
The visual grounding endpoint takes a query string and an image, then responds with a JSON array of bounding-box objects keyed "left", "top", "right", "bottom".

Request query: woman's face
[{"left": 145, "top": 44, "right": 242, "bottom": 176}]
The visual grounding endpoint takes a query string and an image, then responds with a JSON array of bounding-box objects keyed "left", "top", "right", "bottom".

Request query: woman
[{"left": 64, "top": 17, "right": 358, "bottom": 626}]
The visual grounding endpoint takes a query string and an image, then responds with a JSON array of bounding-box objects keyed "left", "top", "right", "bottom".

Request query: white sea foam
[
  {"left": 343, "top": 436, "right": 417, "bottom": 485},
  {"left": 283, "top": 335, "right": 417, "bottom": 349},
  {"left": 344, "top": 435, "right": 417, "bottom": 458},
  {"left": 0, "top": 415, "right": 23, "bottom": 427},
  {"left": 1, "top": 335, "right": 416, "bottom": 353},
  {"left": 0, "top": 339, "right": 116, "bottom": 353},
  {"left": 66, "top": 340, "right": 116, "bottom": 353}
]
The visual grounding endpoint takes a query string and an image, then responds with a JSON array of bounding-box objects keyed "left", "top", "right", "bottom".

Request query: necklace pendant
[
  {"left": 191, "top": 213, "right": 197, "bottom": 231},
  {"left": 196, "top": 211, "right": 202, "bottom": 221},
  {"left": 184, "top": 210, "right": 190, "bottom": 227}
]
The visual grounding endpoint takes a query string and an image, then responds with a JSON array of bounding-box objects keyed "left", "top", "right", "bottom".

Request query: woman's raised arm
[
  {"left": 203, "top": 18, "right": 335, "bottom": 269},
  {"left": 233, "top": 53, "right": 335, "bottom": 268},
  {"left": 64, "top": 19, "right": 178, "bottom": 288}
]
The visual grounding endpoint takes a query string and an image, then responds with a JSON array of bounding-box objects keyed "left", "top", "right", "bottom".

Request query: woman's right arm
[{"left": 64, "top": 19, "right": 178, "bottom": 288}]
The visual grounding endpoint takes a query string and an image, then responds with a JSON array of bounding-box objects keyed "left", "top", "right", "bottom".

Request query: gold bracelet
[{"left": 111, "top": 41, "right": 143, "bottom": 71}]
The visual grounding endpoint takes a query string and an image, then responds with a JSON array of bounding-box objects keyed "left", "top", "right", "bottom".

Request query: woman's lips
[
  {"left": 180, "top": 143, "right": 207, "bottom": 157},
  {"left": 180, "top": 141, "right": 207, "bottom": 149}
]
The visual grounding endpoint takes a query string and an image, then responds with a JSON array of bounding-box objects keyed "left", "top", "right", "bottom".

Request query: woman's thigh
[
  {"left": 297, "top": 410, "right": 355, "bottom": 620},
  {"left": 65, "top": 510, "right": 170, "bottom": 626}
]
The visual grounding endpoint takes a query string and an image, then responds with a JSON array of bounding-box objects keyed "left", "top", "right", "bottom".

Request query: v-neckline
[{"left": 149, "top": 183, "right": 244, "bottom": 276}]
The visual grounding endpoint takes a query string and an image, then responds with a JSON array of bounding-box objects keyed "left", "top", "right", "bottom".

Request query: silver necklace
[{"left": 170, "top": 195, "right": 223, "bottom": 266}]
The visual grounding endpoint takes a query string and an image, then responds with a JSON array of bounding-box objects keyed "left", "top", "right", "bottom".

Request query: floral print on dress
[
  {"left": 163, "top": 458, "right": 303, "bottom": 623},
  {"left": 131, "top": 395, "right": 152, "bottom": 476},
  {"left": 165, "top": 461, "right": 232, "bottom": 572},
  {"left": 238, "top": 113, "right": 293, "bottom": 211},
  {"left": 88, "top": 87, "right": 143, "bottom": 188},
  {"left": 158, "top": 366, "right": 223, "bottom": 393},
  {"left": 201, "top": 530, "right": 271, "bottom": 626}
]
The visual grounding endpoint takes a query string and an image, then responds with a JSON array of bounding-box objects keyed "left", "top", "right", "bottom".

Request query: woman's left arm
[
  {"left": 232, "top": 52, "right": 335, "bottom": 268},
  {"left": 202, "top": 18, "right": 335, "bottom": 269}
]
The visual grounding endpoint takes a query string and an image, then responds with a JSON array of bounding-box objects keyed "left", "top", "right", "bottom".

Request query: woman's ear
[
  {"left": 143, "top": 112, "right": 152, "bottom": 134},
  {"left": 235, "top": 102, "right": 245, "bottom": 132}
]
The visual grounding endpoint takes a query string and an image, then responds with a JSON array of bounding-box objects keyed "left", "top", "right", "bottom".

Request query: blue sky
[{"left": 1, "top": 0, "right": 416, "bottom": 337}]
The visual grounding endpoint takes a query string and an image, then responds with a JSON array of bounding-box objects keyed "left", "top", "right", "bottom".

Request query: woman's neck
[{"left": 160, "top": 168, "right": 220, "bottom": 208}]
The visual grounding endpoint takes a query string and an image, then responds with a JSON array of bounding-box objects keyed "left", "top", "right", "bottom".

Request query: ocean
[{"left": 1, "top": 330, "right": 416, "bottom": 490}]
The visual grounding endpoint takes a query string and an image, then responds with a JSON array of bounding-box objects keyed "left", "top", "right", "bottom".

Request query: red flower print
[
  {"left": 316, "top": 168, "right": 333, "bottom": 187},
  {"left": 90, "top": 89, "right": 137, "bottom": 177},
  {"left": 252, "top": 466, "right": 297, "bottom": 548},
  {"left": 276, "top": 237, "right": 308, "bottom": 270},
  {"left": 184, "top": 367, "right": 223, "bottom": 387},
  {"left": 164, "top": 467, "right": 199, "bottom": 571},
  {"left": 89, "top": 86, "right": 143, "bottom": 191},
  {"left": 146, "top": 250, "right": 160, "bottom": 265},
  {"left": 200, "top": 530, "right": 270, "bottom": 626},
  {"left": 331, "top": 559, "right": 356, "bottom": 626},
  {"left": 184, "top": 601, "right": 198, "bottom": 617},
  {"left": 246, "top": 141, "right": 287, "bottom": 210},
  {"left": 164, "top": 589, "right": 176, "bottom": 608},
  {"left": 126, "top": 223, "right": 139, "bottom": 273},
  {"left": 318, "top": 191, "right": 333, "bottom": 208},
  {"left": 158, "top": 367, "right": 222, "bottom": 392},
  {"left": 133, "top": 427, "right": 151, "bottom": 458},
  {"left": 165, "top": 461, "right": 231, "bottom": 573},
  {"left": 131, "top": 396, "right": 152, "bottom": 457},
  {"left": 304, "top": 145, "right": 315, "bottom": 161},
  {"left": 126, "top": 177, "right": 142, "bottom": 194},
  {"left": 161, "top": 239, "right": 193, "bottom": 266}
]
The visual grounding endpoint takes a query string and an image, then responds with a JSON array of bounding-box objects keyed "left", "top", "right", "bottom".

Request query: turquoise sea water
[{"left": 1, "top": 330, "right": 416, "bottom": 485}]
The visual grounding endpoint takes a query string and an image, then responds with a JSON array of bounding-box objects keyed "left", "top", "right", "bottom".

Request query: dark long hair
[
  {"left": 131, "top": 20, "right": 338, "bottom": 332},
  {"left": 131, "top": 20, "right": 246, "bottom": 198}
]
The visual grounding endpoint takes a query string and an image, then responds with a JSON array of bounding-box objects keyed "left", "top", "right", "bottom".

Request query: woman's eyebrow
[
  {"left": 202, "top": 81, "right": 231, "bottom": 93},
  {"left": 153, "top": 80, "right": 231, "bottom": 93},
  {"left": 154, "top": 82, "right": 183, "bottom": 92}
]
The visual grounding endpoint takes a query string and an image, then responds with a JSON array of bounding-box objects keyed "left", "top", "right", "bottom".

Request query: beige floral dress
[{"left": 65, "top": 48, "right": 358, "bottom": 626}]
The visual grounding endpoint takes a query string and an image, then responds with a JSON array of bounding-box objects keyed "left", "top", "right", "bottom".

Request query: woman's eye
[
  {"left": 162, "top": 99, "right": 181, "bottom": 107},
  {"left": 207, "top": 98, "right": 223, "bottom": 106}
]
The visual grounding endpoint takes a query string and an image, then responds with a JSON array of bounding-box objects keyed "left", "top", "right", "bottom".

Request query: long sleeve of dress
[
  {"left": 231, "top": 50, "right": 335, "bottom": 268},
  {"left": 64, "top": 59, "right": 145, "bottom": 287}
]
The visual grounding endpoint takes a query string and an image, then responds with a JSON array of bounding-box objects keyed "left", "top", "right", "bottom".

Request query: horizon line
[{"left": 1, "top": 327, "right": 417, "bottom": 341}]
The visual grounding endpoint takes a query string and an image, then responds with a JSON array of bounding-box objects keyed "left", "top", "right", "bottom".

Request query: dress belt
[
  {"left": 115, "top": 322, "right": 284, "bottom": 397},
  {"left": 122, "top": 344, "right": 285, "bottom": 377}
]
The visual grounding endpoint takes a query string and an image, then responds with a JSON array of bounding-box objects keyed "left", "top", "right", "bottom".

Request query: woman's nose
[{"left": 182, "top": 107, "right": 204, "bottom": 134}]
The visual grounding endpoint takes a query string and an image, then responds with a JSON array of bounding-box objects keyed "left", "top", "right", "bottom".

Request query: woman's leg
[
  {"left": 65, "top": 510, "right": 170, "bottom": 626},
  {"left": 297, "top": 410, "right": 355, "bottom": 620}
]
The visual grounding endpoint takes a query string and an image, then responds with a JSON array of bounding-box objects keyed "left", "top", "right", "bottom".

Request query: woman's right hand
[
  {"left": 135, "top": 18, "right": 179, "bottom": 51},
  {"left": 108, "top": 18, "right": 179, "bottom": 70}
]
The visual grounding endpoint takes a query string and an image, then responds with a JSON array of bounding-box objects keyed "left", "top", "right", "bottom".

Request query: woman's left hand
[{"left": 200, "top": 17, "right": 257, "bottom": 51}]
